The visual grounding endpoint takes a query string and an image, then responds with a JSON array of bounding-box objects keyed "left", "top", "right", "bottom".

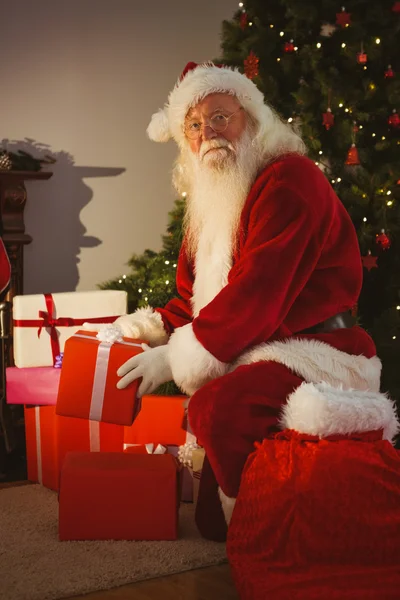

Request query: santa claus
[{"left": 85, "top": 62, "right": 398, "bottom": 543}]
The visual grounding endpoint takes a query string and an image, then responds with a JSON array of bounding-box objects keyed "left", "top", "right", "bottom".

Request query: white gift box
[{"left": 13, "top": 290, "right": 127, "bottom": 368}]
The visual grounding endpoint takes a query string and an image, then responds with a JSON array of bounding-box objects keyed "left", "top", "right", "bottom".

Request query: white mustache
[{"left": 199, "top": 139, "right": 235, "bottom": 160}]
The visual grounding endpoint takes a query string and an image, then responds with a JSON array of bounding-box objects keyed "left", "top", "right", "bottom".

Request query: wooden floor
[
  {"left": 0, "top": 481, "right": 238, "bottom": 600},
  {"left": 69, "top": 565, "right": 238, "bottom": 600}
]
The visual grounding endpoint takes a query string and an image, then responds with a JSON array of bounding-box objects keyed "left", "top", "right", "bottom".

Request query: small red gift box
[
  {"left": 56, "top": 330, "right": 144, "bottom": 425},
  {"left": 59, "top": 452, "right": 180, "bottom": 541},
  {"left": 124, "top": 394, "right": 190, "bottom": 446},
  {"left": 7, "top": 367, "right": 61, "bottom": 406},
  {"left": 24, "top": 406, "right": 58, "bottom": 490}
]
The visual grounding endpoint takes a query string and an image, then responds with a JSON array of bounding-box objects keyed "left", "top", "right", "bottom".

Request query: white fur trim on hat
[
  {"left": 147, "top": 62, "right": 271, "bottom": 146},
  {"left": 280, "top": 382, "right": 399, "bottom": 442}
]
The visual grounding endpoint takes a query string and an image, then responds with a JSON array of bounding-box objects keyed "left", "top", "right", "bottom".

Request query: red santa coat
[{"left": 155, "top": 154, "right": 379, "bottom": 392}]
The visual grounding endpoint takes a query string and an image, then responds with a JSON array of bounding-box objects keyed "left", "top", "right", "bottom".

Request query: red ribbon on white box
[{"left": 73, "top": 333, "right": 142, "bottom": 422}]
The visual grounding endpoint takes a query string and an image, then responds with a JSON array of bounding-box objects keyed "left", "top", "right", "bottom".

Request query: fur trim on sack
[
  {"left": 168, "top": 323, "right": 229, "bottom": 395},
  {"left": 281, "top": 382, "right": 399, "bottom": 442}
]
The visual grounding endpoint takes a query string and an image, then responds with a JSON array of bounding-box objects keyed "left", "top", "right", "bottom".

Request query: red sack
[{"left": 227, "top": 382, "right": 400, "bottom": 600}]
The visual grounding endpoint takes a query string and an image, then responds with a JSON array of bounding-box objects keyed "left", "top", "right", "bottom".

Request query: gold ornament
[{"left": 0, "top": 151, "right": 12, "bottom": 171}]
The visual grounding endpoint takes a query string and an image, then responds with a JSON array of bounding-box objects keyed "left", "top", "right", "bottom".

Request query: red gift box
[
  {"left": 59, "top": 452, "right": 180, "bottom": 541},
  {"left": 124, "top": 394, "right": 191, "bottom": 446},
  {"left": 24, "top": 406, "right": 58, "bottom": 490},
  {"left": 57, "top": 416, "right": 124, "bottom": 482},
  {"left": 56, "top": 330, "right": 144, "bottom": 425}
]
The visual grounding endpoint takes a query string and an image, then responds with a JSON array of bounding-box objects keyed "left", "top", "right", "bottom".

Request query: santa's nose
[{"left": 202, "top": 124, "right": 218, "bottom": 140}]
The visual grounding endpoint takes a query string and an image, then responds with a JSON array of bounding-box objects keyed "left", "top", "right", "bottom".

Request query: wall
[{"left": 0, "top": 0, "right": 238, "bottom": 293}]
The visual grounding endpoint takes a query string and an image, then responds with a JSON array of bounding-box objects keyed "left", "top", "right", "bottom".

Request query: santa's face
[{"left": 184, "top": 93, "right": 247, "bottom": 170}]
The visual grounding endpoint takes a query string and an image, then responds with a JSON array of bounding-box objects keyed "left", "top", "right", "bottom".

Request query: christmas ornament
[
  {"left": 284, "top": 40, "right": 295, "bottom": 53},
  {"left": 240, "top": 12, "right": 247, "bottom": 30},
  {"left": 323, "top": 107, "right": 335, "bottom": 130},
  {"left": 376, "top": 230, "right": 391, "bottom": 250},
  {"left": 345, "top": 144, "right": 360, "bottom": 166},
  {"left": 385, "top": 65, "right": 395, "bottom": 78},
  {"left": 336, "top": 7, "right": 351, "bottom": 27},
  {"left": 357, "top": 52, "right": 367, "bottom": 64},
  {"left": 320, "top": 22, "right": 337, "bottom": 37},
  {"left": 0, "top": 151, "right": 12, "bottom": 171},
  {"left": 361, "top": 252, "right": 378, "bottom": 271},
  {"left": 388, "top": 109, "right": 400, "bottom": 128},
  {"left": 392, "top": 2, "right": 400, "bottom": 12},
  {"left": 244, "top": 51, "right": 259, "bottom": 80}
]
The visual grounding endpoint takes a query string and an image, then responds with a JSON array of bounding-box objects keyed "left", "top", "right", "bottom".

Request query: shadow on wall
[{"left": 1, "top": 139, "right": 125, "bottom": 293}]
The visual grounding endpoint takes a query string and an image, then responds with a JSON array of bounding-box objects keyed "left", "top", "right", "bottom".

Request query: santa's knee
[{"left": 188, "top": 371, "right": 243, "bottom": 440}]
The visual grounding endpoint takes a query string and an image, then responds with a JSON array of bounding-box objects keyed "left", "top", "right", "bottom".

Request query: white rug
[{"left": 0, "top": 485, "right": 226, "bottom": 600}]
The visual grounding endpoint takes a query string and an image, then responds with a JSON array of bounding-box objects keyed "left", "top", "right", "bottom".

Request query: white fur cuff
[
  {"left": 218, "top": 487, "right": 236, "bottom": 526},
  {"left": 168, "top": 323, "right": 228, "bottom": 395},
  {"left": 115, "top": 306, "right": 169, "bottom": 347}
]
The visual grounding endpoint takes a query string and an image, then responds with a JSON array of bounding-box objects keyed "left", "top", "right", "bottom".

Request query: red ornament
[
  {"left": 388, "top": 110, "right": 400, "bottom": 128},
  {"left": 336, "top": 8, "right": 351, "bottom": 27},
  {"left": 244, "top": 51, "right": 259, "bottom": 80},
  {"left": 284, "top": 40, "right": 295, "bottom": 53},
  {"left": 240, "top": 12, "right": 247, "bottom": 30},
  {"left": 353, "top": 122, "right": 359, "bottom": 133},
  {"left": 345, "top": 144, "right": 361, "bottom": 166},
  {"left": 322, "top": 108, "right": 335, "bottom": 130},
  {"left": 361, "top": 252, "right": 378, "bottom": 271},
  {"left": 357, "top": 52, "right": 368, "bottom": 64},
  {"left": 376, "top": 230, "right": 391, "bottom": 251},
  {"left": 385, "top": 65, "right": 395, "bottom": 78},
  {"left": 392, "top": 2, "right": 400, "bottom": 12}
]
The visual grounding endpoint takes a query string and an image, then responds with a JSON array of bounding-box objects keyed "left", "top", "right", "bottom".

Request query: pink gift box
[{"left": 6, "top": 367, "right": 61, "bottom": 406}]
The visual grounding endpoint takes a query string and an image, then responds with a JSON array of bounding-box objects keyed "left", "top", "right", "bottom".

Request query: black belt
[{"left": 298, "top": 311, "right": 355, "bottom": 335}]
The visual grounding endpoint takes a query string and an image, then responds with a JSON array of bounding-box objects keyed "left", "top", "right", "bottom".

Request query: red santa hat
[{"left": 146, "top": 61, "right": 269, "bottom": 146}]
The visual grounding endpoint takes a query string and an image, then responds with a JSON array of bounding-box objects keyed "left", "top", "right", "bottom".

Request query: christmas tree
[
  {"left": 218, "top": 0, "right": 400, "bottom": 402},
  {"left": 102, "top": 0, "right": 400, "bottom": 404}
]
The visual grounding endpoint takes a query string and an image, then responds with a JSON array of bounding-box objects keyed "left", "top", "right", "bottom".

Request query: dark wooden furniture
[{"left": 0, "top": 170, "right": 52, "bottom": 456}]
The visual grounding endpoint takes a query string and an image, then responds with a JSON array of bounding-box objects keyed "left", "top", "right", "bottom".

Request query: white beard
[{"left": 179, "top": 128, "right": 262, "bottom": 316}]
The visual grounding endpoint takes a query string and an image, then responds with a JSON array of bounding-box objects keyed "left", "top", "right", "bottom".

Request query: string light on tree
[{"left": 375, "top": 38, "right": 381, "bottom": 44}]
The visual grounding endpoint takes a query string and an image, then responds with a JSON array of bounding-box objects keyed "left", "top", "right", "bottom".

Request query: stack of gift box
[{"left": 7, "top": 290, "right": 205, "bottom": 541}]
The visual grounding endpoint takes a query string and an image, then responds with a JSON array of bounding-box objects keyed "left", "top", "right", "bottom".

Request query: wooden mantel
[{"left": 0, "top": 170, "right": 53, "bottom": 359}]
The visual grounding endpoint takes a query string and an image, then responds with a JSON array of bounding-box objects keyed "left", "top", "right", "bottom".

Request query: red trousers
[{"left": 189, "top": 360, "right": 303, "bottom": 540}]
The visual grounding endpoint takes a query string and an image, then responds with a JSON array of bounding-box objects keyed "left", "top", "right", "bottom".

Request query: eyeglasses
[{"left": 184, "top": 108, "right": 243, "bottom": 140}]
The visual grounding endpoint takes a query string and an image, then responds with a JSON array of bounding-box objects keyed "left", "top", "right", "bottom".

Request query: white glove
[
  {"left": 116, "top": 343, "right": 172, "bottom": 397},
  {"left": 83, "top": 314, "right": 140, "bottom": 338}
]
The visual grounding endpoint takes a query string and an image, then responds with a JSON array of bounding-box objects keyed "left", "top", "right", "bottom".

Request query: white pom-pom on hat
[{"left": 146, "top": 108, "right": 171, "bottom": 142}]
